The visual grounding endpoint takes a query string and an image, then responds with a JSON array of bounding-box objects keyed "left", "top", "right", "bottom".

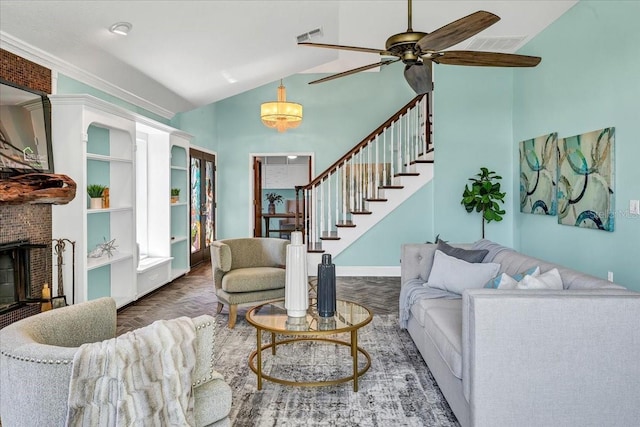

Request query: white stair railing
[{"left": 295, "top": 94, "right": 430, "bottom": 252}]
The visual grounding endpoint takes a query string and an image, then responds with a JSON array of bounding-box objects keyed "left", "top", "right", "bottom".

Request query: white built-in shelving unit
[{"left": 50, "top": 95, "right": 191, "bottom": 307}]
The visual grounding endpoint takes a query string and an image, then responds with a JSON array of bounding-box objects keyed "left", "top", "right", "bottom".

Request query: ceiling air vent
[
  {"left": 296, "top": 27, "right": 323, "bottom": 44},
  {"left": 466, "top": 36, "right": 527, "bottom": 52}
]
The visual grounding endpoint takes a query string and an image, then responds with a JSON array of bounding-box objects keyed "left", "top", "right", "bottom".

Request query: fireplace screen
[{"left": 0, "top": 240, "right": 45, "bottom": 313}]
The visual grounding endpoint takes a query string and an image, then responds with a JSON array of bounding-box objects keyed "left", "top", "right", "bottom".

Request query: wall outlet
[
  {"left": 608, "top": 271, "right": 614, "bottom": 282},
  {"left": 630, "top": 200, "right": 640, "bottom": 215}
]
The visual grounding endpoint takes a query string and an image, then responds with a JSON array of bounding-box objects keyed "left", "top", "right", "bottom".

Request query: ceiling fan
[{"left": 298, "top": 0, "right": 541, "bottom": 94}]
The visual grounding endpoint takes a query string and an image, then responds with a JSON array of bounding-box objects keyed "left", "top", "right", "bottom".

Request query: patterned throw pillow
[{"left": 484, "top": 266, "right": 540, "bottom": 289}]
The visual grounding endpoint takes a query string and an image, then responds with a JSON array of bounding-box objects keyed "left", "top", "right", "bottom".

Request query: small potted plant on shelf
[
  {"left": 87, "top": 184, "right": 107, "bottom": 209},
  {"left": 265, "top": 192, "right": 284, "bottom": 214},
  {"left": 171, "top": 188, "right": 181, "bottom": 204}
]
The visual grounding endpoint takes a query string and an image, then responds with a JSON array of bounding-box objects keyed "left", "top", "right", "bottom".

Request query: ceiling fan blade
[
  {"left": 416, "top": 11, "right": 500, "bottom": 53},
  {"left": 404, "top": 62, "right": 433, "bottom": 94},
  {"left": 434, "top": 51, "right": 541, "bottom": 67},
  {"left": 308, "top": 59, "right": 400, "bottom": 85},
  {"left": 298, "top": 42, "right": 396, "bottom": 56}
]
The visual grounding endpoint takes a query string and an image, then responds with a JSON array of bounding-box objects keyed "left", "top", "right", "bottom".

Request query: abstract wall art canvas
[
  {"left": 520, "top": 133, "right": 558, "bottom": 215},
  {"left": 557, "top": 127, "right": 615, "bottom": 232}
]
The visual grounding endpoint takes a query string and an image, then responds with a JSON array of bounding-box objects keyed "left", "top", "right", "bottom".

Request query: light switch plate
[{"left": 630, "top": 200, "right": 640, "bottom": 215}]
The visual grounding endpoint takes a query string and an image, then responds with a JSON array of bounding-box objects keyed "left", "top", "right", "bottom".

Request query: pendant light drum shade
[{"left": 261, "top": 81, "right": 303, "bottom": 133}]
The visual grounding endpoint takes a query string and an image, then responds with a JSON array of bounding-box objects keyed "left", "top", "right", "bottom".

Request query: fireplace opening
[{"left": 0, "top": 240, "right": 47, "bottom": 313}]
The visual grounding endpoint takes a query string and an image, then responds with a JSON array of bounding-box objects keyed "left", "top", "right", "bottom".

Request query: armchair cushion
[{"left": 222, "top": 267, "right": 286, "bottom": 293}]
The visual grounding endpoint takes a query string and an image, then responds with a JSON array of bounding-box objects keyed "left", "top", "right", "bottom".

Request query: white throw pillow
[
  {"left": 516, "top": 268, "right": 563, "bottom": 290},
  {"left": 497, "top": 266, "right": 541, "bottom": 290},
  {"left": 426, "top": 250, "right": 501, "bottom": 294}
]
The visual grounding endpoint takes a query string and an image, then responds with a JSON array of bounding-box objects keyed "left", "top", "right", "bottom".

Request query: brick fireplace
[{"left": 0, "top": 48, "right": 54, "bottom": 328}]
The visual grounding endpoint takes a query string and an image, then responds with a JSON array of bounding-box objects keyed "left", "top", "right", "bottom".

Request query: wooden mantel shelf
[{"left": 0, "top": 173, "right": 77, "bottom": 205}]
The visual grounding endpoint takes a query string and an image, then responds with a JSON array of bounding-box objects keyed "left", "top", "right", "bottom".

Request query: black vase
[{"left": 317, "top": 254, "right": 336, "bottom": 318}]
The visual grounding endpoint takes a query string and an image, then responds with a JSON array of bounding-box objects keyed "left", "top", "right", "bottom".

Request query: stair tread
[
  {"left": 379, "top": 185, "right": 404, "bottom": 189},
  {"left": 411, "top": 159, "right": 434, "bottom": 164},
  {"left": 351, "top": 210, "right": 372, "bottom": 215},
  {"left": 366, "top": 198, "right": 388, "bottom": 202},
  {"left": 394, "top": 172, "right": 420, "bottom": 177},
  {"left": 336, "top": 223, "right": 356, "bottom": 228},
  {"left": 319, "top": 236, "right": 340, "bottom": 241}
]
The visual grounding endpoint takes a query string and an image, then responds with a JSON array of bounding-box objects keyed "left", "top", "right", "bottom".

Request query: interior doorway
[
  {"left": 251, "top": 153, "right": 313, "bottom": 239},
  {"left": 190, "top": 148, "right": 216, "bottom": 267}
]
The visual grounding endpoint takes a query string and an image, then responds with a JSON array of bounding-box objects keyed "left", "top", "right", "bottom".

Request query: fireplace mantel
[{"left": 0, "top": 173, "right": 76, "bottom": 205}]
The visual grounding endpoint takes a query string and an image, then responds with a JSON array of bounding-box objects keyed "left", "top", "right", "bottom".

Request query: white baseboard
[{"left": 335, "top": 266, "right": 400, "bottom": 277}]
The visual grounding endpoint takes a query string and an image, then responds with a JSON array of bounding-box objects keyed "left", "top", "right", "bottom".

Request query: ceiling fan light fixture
[
  {"left": 109, "top": 22, "right": 132, "bottom": 36},
  {"left": 260, "top": 80, "right": 303, "bottom": 133}
]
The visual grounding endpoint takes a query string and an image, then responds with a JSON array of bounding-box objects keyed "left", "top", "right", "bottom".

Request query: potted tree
[
  {"left": 461, "top": 167, "right": 506, "bottom": 238},
  {"left": 171, "top": 188, "right": 181, "bottom": 204},
  {"left": 87, "top": 184, "right": 106, "bottom": 209},
  {"left": 265, "top": 192, "right": 284, "bottom": 214}
]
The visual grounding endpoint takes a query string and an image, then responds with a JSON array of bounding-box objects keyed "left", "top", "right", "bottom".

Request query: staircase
[{"left": 293, "top": 94, "right": 434, "bottom": 269}]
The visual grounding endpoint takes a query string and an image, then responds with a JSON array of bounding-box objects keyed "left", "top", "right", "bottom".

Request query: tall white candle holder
[{"left": 284, "top": 231, "right": 308, "bottom": 318}]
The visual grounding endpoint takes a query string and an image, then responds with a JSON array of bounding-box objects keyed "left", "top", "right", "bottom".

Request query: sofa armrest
[
  {"left": 401, "top": 243, "right": 438, "bottom": 284},
  {"left": 462, "top": 289, "right": 640, "bottom": 427}
]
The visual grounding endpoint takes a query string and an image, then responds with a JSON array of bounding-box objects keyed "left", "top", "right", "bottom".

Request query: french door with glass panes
[{"left": 189, "top": 149, "right": 216, "bottom": 266}]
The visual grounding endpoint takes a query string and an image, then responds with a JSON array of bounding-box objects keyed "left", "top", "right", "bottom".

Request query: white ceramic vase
[{"left": 284, "top": 231, "right": 308, "bottom": 317}]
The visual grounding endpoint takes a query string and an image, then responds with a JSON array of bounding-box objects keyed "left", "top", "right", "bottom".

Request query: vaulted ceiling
[{"left": 0, "top": 1, "right": 577, "bottom": 117}]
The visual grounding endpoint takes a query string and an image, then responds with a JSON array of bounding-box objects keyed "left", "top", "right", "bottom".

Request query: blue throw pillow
[{"left": 484, "top": 266, "right": 539, "bottom": 289}]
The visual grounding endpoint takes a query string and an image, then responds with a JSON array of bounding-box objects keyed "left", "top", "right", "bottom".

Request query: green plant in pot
[
  {"left": 171, "top": 188, "right": 181, "bottom": 203},
  {"left": 265, "top": 192, "right": 284, "bottom": 214},
  {"left": 87, "top": 184, "right": 106, "bottom": 209},
  {"left": 461, "top": 167, "right": 506, "bottom": 238}
]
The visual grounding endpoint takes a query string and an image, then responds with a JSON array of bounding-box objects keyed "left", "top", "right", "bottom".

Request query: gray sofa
[
  {"left": 400, "top": 240, "right": 640, "bottom": 427},
  {"left": 0, "top": 297, "right": 232, "bottom": 427}
]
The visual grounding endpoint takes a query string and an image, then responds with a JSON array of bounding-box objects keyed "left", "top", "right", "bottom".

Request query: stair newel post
[
  {"left": 334, "top": 166, "right": 339, "bottom": 230},
  {"left": 326, "top": 176, "right": 332, "bottom": 237},
  {"left": 390, "top": 120, "right": 396, "bottom": 183},
  {"left": 411, "top": 102, "right": 420, "bottom": 164},
  {"left": 367, "top": 143, "right": 373, "bottom": 200},
  {"left": 320, "top": 177, "right": 325, "bottom": 238},
  {"left": 382, "top": 130, "right": 388, "bottom": 187},
  {"left": 374, "top": 135, "right": 380, "bottom": 199},
  {"left": 341, "top": 162, "right": 347, "bottom": 224}
]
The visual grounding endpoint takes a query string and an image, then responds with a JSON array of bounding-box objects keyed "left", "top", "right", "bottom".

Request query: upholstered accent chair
[
  {"left": 211, "top": 237, "right": 288, "bottom": 328},
  {"left": 0, "top": 297, "right": 232, "bottom": 427}
]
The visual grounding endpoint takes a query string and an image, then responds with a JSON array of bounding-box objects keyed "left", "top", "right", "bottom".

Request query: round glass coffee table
[{"left": 246, "top": 298, "right": 372, "bottom": 392}]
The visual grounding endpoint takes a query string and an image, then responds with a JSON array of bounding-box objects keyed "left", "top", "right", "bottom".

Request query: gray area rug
[{"left": 213, "top": 314, "right": 460, "bottom": 426}]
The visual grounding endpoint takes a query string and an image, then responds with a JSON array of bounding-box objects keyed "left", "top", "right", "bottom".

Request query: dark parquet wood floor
[{"left": 117, "top": 263, "right": 401, "bottom": 335}]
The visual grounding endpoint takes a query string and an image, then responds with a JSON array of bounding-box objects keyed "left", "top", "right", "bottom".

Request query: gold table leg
[
  {"left": 272, "top": 332, "right": 276, "bottom": 355},
  {"left": 352, "top": 330, "right": 358, "bottom": 392},
  {"left": 256, "top": 328, "right": 263, "bottom": 390}
]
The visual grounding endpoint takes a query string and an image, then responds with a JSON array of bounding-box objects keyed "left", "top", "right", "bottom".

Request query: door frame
[
  {"left": 249, "top": 152, "right": 314, "bottom": 238},
  {"left": 189, "top": 145, "right": 218, "bottom": 267}
]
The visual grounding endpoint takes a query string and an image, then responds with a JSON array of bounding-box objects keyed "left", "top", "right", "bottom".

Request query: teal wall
[
  {"left": 175, "top": 66, "right": 435, "bottom": 266},
  {"left": 56, "top": 74, "right": 170, "bottom": 124},
  {"left": 512, "top": 1, "right": 640, "bottom": 291},
  {"left": 432, "top": 66, "right": 514, "bottom": 246}
]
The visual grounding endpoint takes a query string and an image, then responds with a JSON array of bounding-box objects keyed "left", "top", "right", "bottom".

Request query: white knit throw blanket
[{"left": 66, "top": 317, "right": 197, "bottom": 427}]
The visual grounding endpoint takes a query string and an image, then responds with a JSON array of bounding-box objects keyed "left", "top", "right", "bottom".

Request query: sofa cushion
[
  {"left": 427, "top": 250, "right": 500, "bottom": 294},
  {"left": 437, "top": 240, "right": 488, "bottom": 263},
  {"left": 413, "top": 298, "right": 463, "bottom": 379},
  {"left": 221, "top": 267, "right": 285, "bottom": 293}
]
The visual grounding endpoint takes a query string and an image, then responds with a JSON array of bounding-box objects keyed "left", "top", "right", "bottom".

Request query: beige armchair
[
  {"left": 211, "top": 237, "right": 288, "bottom": 328},
  {"left": 0, "top": 298, "right": 232, "bottom": 427}
]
